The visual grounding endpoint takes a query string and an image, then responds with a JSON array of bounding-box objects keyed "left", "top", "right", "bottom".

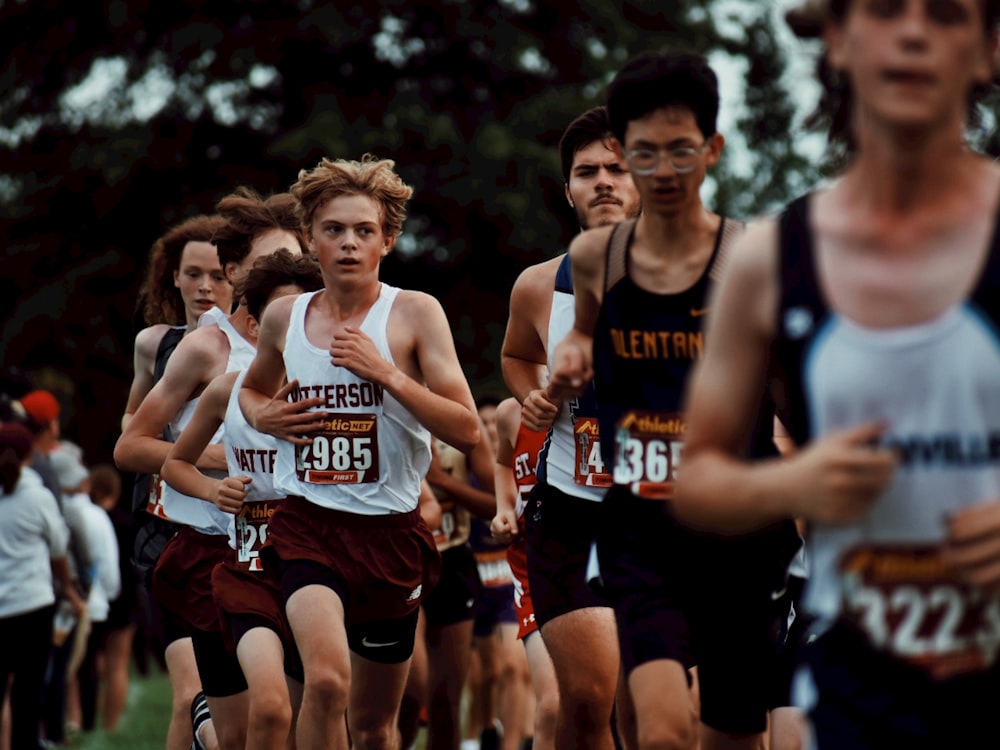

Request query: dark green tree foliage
[{"left": 1, "top": 0, "right": 814, "bottom": 461}]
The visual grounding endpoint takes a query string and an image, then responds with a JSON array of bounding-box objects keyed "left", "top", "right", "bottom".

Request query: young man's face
[
  {"left": 174, "top": 240, "right": 231, "bottom": 319},
  {"left": 827, "top": 0, "right": 995, "bottom": 131},
  {"left": 566, "top": 140, "right": 641, "bottom": 230},
  {"left": 477, "top": 403, "right": 499, "bottom": 452},
  {"left": 618, "top": 106, "right": 722, "bottom": 218},
  {"left": 308, "top": 194, "right": 390, "bottom": 280}
]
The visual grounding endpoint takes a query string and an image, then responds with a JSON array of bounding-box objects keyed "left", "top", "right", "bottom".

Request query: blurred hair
[
  {"left": 607, "top": 49, "right": 720, "bottom": 145},
  {"left": 89, "top": 463, "right": 122, "bottom": 505},
  {"left": 237, "top": 249, "right": 325, "bottom": 321},
  {"left": 291, "top": 154, "right": 413, "bottom": 240},
  {"left": 0, "top": 423, "right": 34, "bottom": 494},
  {"left": 475, "top": 394, "right": 503, "bottom": 411},
  {"left": 140, "top": 214, "right": 228, "bottom": 326},
  {"left": 213, "top": 188, "right": 307, "bottom": 269},
  {"left": 559, "top": 106, "right": 616, "bottom": 183}
]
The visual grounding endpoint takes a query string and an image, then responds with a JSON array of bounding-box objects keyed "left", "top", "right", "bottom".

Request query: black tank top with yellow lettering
[{"left": 592, "top": 218, "right": 777, "bottom": 479}]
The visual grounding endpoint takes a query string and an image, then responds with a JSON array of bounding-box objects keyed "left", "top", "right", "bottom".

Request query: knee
[
  {"left": 171, "top": 686, "right": 200, "bottom": 720},
  {"left": 305, "top": 666, "right": 351, "bottom": 712},
  {"left": 216, "top": 721, "right": 248, "bottom": 750},
  {"left": 350, "top": 720, "right": 397, "bottom": 750},
  {"left": 497, "top": 655, "right": 520, "bottom": 687},
  {"left": 249, "top": 693, "right": 293, "bottom": 736},
  {"left": 637, "top": 715, "right": 697, "bottom": 750},
  {"left": 535, "top": 693, "right": 559, "bottom": 736},
  {"left": 559, "top": 676, "right": 615, "bottom": 713}
]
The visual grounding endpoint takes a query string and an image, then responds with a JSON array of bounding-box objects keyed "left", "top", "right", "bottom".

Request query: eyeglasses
[{"left": 624, "top": 142, "right": 709, "bottom": 176}]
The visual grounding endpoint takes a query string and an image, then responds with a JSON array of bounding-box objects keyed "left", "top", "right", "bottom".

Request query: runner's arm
[
  {"left": 675, "top": 220, "right": 895, "bottom": 531},
  {"left": 491, "top": 398, "right": 521, "bottom": 543},
  {"left": 114, "top": 330, "right": 224, "bottom": 474},
  {"left": 121, "top": 324, "right": 169, "bottom": 432}
]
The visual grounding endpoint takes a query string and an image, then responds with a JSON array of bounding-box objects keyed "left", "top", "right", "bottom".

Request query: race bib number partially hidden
[
  {"left": 574, "top": 416, "right": 612, "bottom": 487},
  {"left": 235, "top": 500, "right": 281, "bottom": 571},
  {"left": 612, "top": 410, "right": 684, "bottom": 500},
  {"left": 476, "top": 549, "right": 513, "bottom": 588},
  {"left": 146, "top": 474, "right": 170, "bottom": 519},
  {"left": 840, "top": 545, "right": 1000, "bottom": 679},
  {"left": 296, "top": 413, "right": 379, "bottom": 484}
]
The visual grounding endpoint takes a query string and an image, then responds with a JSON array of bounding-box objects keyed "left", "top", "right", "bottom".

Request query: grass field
[
  {"left": 69, "top": 668, "right": 435, "bottom": 749},
  {"left": 73, "top": 669, "right": 171, "bottom": 750}
]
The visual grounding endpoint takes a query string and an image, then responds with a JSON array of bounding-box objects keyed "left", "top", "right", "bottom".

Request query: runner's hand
[
  {"left": 785, "top": 422, "right": 896, "bottom": 524},
  {"left": 549, "top": 333, "right": 592, "bottom": 401},
  {"left": 215, "top": 476, "right": 251, "bottom": 514},
  {"left": 944, "top": 501, "right": 1000, "bottom": 591},
  {"left": 330, "top": 327, "right": 394, "bottom": 384},
  {"left": 254, "top": 379, "right": 325, "bottom": 445},
  {"left": 521, "top": 389, "right": 559, "bottom": 432},
  {"left": 491, "top": 507, "right": 518, "bottom": 544}
]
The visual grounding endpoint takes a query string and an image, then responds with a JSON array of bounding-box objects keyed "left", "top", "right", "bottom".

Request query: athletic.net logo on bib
[
  {"left": 613, "top": 410, "right": 684, "bottom": 500},
  {"left": 296, "top": 412, "right": 379, "bottom": 484}
]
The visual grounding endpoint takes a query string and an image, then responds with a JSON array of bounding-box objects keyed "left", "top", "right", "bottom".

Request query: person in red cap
[{"left": 20, "top": 389, "right": 63, "bottom": 503}]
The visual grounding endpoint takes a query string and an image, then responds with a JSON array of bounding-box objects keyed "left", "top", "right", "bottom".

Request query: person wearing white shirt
[{"left": 0, "top": 422, "right": 84, "bottom": 750}]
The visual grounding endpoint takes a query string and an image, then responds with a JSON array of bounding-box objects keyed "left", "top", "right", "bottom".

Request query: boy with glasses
[{"left": 549, "top": 50, "right": 799, "bottom": 750}]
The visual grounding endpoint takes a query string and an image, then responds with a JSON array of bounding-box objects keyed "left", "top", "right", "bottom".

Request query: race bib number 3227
[
  {"left": 840, "top": 545, "right": 1000, "bottom": 679},
  {"left": 296, "top": 413, "right": 379, "bottom": 484}
]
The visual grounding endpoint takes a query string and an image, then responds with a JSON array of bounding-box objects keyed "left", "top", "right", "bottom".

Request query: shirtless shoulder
[
  {"left": 569, "top": 224, "right": 614, "bottom": 269},
  {"left": 711, "top": 216, "right": 781, "bottom": 342},
  {"left": 388, "top": 289, "right": 447, "bottom": 356},
  {"left": 200, "top": 370, "right": 240, "bottom": 419},
  {"left": 134, "top": 324, "right": 172, "bottom": 366},
  {"left": 165, "top": 324, "right": 230, "bottom": 384},
  {"left": 512, "top": 256, "right": 562, "bottom": 304}
]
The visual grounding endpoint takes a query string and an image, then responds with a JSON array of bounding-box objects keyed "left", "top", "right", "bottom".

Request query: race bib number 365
[
  {"left": 840, "top": 545, "right": 1000, "bottom": 679},
  {"left": 296, "top": 413, "right": 379, "bottom": 484},
  {"left": 612, "top": 410, "right": 684, "bottom": 500}
]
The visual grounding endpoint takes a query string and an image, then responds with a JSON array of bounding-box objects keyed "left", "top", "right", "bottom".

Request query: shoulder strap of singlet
[
  {"left": 773, "top": 193, "right": 829, "bottom": 445},
  {"left": 777, "top": 194, "right": 828, "bottom": 319},
  {"left": 970, "top": 206, "right": 1000, "bottom": 322},
  {"left": 153, "top": 326, "right": 186, "bottom": 383},
  {"left": 604, "top": 218, "right": 638, "bottom": 293},
  {"left": 554, "top": 253, "right": 573, "bottom": 294}
]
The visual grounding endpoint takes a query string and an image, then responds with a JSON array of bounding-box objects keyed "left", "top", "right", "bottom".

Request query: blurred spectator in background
[
  {"left": 50, "top": 447, "right": 121, "bottom": 738},
  {"left": 0, "top": 422, "right": 85, "bottom": 750},
  {"left": 89, "top": 463, "right": 137, "bottom": 732}
]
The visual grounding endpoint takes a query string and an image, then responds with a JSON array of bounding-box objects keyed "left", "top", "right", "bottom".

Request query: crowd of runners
[{"left": 2, "top": 1, "right": 1000, "bottom": 749}]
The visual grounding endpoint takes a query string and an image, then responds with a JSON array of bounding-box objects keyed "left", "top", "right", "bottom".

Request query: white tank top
[
  {"left": 273, "top": 287, "right": 431, "bottom": 514},
  {"left": 224, "top": 368, "right": 285, "bottom": 568},
  {"left": 539, "top": 255, "right": 609, "bottom": 501},
  {"left": 161, "top": 307, "right": 257, "bottom": 534},
  {"left": 804, "top": 307, "right": 1000, "bottom": 671}
]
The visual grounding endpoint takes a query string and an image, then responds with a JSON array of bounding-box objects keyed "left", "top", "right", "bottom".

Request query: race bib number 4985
[
  {"left": 296, "top": 413, "right": 379, "bottom": 484},
  {"left": 612, "top": 410, "right": 684, "bottom": 500},
  {"left": 840, "top": 545, "right": 1000, "bottom": 679}
]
